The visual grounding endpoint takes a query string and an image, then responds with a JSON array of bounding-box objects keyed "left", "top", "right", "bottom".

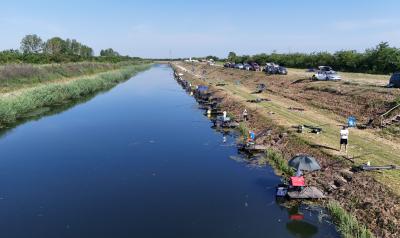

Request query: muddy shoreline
[{"left": 171, "top": 62, "right": 400, "bottom": 238}]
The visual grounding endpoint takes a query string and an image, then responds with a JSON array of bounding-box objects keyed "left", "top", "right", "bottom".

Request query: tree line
[
  {"left": 0, "top": 34, "right": 138, "bottom": 64},
  {"left": 226, "top": 42, "right": 400, "bottom": 74}
]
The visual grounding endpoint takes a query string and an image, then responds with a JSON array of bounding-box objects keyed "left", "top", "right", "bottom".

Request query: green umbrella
[{"left": 288, "top": 155, "right": 321, "bottom": 172}]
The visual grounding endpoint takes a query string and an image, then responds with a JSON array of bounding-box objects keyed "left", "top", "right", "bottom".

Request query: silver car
[
  {"left": 312, "top": 71, "right": 341, "bottom": 81},
  {"left": 235, "top": 63, "right": 244, "bottom": 70}
]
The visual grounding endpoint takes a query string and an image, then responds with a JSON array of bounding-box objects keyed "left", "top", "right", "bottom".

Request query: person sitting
[
  {"left": 295, "top": 168, "right": 303, "bottom": 177},
  {"left": 247, "top": 130, "right": 255, "bottom": 144}
]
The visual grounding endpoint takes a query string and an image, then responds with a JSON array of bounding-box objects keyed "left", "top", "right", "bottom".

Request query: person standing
[
  {"left": 340, "top": 126, "right": 349, "bottom": 153},
  {"left": 243, "top": 109, "right": 248, "bottom": 121},
  {"left": 222, "top": 111, "right": 227, "bottom": 121}
]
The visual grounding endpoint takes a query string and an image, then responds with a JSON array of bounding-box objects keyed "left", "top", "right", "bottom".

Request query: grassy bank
[
  {"left": 0, "top": 61, "right": 148, "bottom": 91},
  {"left": 172, "top": 62, "right": 388, "bottom": 236},
  {"left": 327, "top": 201, "right": 375, "bottom": 238},
  {"left": 265, "top": 148, "right": 295, "bottom": 176},
  {"left": 0, "top": 64, "right": 151, "bottom": 128}
]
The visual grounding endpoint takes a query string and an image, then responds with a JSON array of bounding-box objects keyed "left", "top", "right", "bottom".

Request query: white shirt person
[{"left": 340, "top": 126, "right": 349, "bottom": 153}]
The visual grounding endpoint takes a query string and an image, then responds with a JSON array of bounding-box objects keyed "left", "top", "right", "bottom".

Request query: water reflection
[
  {"left": 0, "top": 88, "right": 110, "bottom": 139},
  {"left": 286, "top": 206, "right": 318, "bottom": 238}
]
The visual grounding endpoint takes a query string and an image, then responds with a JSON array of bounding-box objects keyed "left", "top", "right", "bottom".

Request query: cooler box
[{"left": 290, "top": 176, "right": 305, "bottom": 187}]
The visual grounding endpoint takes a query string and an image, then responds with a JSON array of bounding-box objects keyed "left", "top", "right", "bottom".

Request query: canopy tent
[{"left": 288, "top": 155, "right": 321, "bottom": 172}]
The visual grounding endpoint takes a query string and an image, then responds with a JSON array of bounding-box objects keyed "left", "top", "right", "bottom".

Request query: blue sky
[{"left": 1, "top": 0, "right": 400, "bottom": 58}]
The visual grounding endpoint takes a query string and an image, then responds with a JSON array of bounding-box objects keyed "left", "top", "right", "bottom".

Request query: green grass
[
  {"left": 380, "top": 125, "right": 400, "bottom": 136},
  {"left": 327, "top": 201, "right": 375, "bottom": 238},
  {"left": 0, "top": 61, "right": 146, "bottom": 91},
  {"left": 265, "top": 148, "right": 295, "bottom": 176},
  {"left": 238, "top": 122, "right": 249, "bottom": 139},
  {"left": 395, "top": 96, "right": 400, "bottom": 106},
  {"left": 224, "top": 83, "right": 400, "bottom": 194},
  {"left": 0, "top": 64, "right": 151, "bottom": 127}
]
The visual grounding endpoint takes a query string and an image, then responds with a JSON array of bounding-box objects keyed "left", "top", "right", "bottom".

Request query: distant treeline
[
  {"left": 226, "top": 42, "right": 400, "bottom": 74},
  {"left": 0, "top": 34, "right": 142, "bottom": 64}
]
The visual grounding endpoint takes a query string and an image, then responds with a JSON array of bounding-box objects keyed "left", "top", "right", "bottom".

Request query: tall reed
[
  {"left": 0, "top": 64, "right": 151, "bottom": 127},
  {"left": 327, "top": 201, "right": 375, "bottom": 238}
]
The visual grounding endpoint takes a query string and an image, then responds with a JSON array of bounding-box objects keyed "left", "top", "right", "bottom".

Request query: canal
[{"left": 0, "top": 64, "right": 338, "bottom": 238}]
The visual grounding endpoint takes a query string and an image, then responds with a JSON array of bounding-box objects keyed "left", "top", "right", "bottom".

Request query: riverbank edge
[
  {"left": 0, "top": 63, "right": 152, "bottom": 128},
  {"left": 0, "top": 61, "right": 151, "bottom": 94},
  {"left": 170, "top": 63, "right": 376, "bottom": 238},
  {"left": 265, "top": 146, "right": 374, "bottom": 238}
]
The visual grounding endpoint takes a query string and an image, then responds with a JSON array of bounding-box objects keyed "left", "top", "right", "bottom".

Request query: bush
[{"left": 226, "top": 42, "right": 400, "bottom": 74}]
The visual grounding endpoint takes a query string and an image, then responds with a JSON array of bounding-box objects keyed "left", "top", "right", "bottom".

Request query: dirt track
[{"left": 172, "top": 62, "right": 400, "bottom": 238}]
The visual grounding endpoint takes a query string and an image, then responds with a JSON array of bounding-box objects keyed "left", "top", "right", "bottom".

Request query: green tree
[
  {"left": 44, "top": 37, "right": 67, "bottom": 55},
  {"left": 206, "top": 55, "right": 219, "bottom": 61},
  {"left": 20, "top": 34, "right": 43, "bottom": 54},
  {"left": 227, "top": 51, "right": 237, "bottom": 63},
  {"left": 65, "top": 39, "right": 80, "bottom": 55},
  {"left": 367, "top": 42, "right": 400, "bottom": 73},
  {"left": 70, "top": 39, "right": 82, "bottom": 55},
  {"left": 334, "top": 50, "right": 361, "bottom": 71},
  {"left": 100, "top": 48, "right": 120, "bottom": 57},
  {"left": 80, "top": 46, "right": 94, "bottom": 57}
]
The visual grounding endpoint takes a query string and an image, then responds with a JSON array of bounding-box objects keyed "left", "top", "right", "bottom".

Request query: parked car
[
  {"left": 250, "top": 62, "right": 260, "bottom": 71},
  {"left": 243, "top": 63, "right": 252, "bottom": 71},
  {"left": 388, "top": 72, "right": 400, "bottom": 88},
  {"left": 312, "top": 71, "right": 341, "bottom": 81},
  {"left": 264, "top": 63, "right": 287, "bottom": 75},
  {"left": 235, "top": 63, "right": 244, "bottom": 70},
  {"left": 264, "top": 63, "right": 273, "bottom": 73},
  {"left": 207, "top": 60, "right": 215, "bottom": 66},
  {"left": 277, "top": 66, "right": 288, "bottom": 75},
  {"left": 223, "top": 62, "right": 231, "bottom": 68},
  {"left": 318, "top": 66, "right": 335, "bottom": 73}
]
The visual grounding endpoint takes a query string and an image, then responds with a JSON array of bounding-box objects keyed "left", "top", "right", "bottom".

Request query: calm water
[{"left": 0, "top": 65, "right": 339, "bottom": 238}]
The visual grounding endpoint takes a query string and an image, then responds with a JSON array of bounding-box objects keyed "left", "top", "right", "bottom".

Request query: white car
[
  {"left": 318, "top": 66, "right": 334, "bottom": 72},
  {"left": 312, "top": 71, "right": 341, "bottom": 81}
]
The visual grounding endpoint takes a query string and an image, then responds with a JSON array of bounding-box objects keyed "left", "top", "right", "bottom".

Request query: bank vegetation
[{"left": 0, "top": 64, "right": 151, "bottom": 128}]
